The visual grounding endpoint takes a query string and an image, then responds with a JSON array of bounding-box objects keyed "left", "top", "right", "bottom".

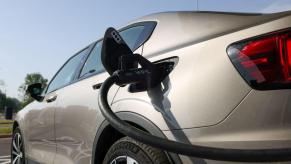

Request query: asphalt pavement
[{"left": 0, "top": 138, "right": 11, "bottom": 164}]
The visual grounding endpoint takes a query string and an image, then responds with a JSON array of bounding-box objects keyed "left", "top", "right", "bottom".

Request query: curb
[{"left": 0, "top": 135, "right": 11, "bottom": 138}]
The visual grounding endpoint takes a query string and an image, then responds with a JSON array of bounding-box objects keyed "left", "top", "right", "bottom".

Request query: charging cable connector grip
[{"left": 113, "top": 68, "right": 152, "bottom": 86}]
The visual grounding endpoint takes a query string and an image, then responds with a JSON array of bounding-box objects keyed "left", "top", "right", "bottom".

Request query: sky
[{"left": 0, "top": 0, "right": 291, "bottom": 98}]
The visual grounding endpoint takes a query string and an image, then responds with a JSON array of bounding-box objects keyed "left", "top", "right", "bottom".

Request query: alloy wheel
[
  {"left": 11, "top": 132, "right": 24, "bottom": 164},
  {"left": 110, "top": 156, "right": 138, "bottom": 164}
]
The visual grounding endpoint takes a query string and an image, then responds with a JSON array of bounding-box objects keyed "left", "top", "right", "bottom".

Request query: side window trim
[
  {"left": 73, "top": 43, "right": 96, "bottom": 81},
  {"left": 44, "top": 46, "right": 91, "bottom": 94},
  {"left": 76, "top": 21, "right": 157, "bottom": 81},
  {"left": 76, "top": 40, "right": 103, "bottom": 81}
]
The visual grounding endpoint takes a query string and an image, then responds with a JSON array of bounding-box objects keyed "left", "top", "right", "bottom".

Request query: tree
[
  {"left": 0, "top": 90, "right": 6, "bottom": 112},
  {"left": 18, "top": 73, "right": 48, "bottom": 108},
  {"left": 0, "top": 80, "right": 21, "bottom": 112},
  {"left": 5, "top": 97, "right": 21, "bottom": 111},
  {"left": 0, "top": 80, "right": 6, "bottom": 112}
]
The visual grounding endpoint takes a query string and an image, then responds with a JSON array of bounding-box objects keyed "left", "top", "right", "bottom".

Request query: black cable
[{"left": 99, "top": 75, "right": 291, "bottom": 162}]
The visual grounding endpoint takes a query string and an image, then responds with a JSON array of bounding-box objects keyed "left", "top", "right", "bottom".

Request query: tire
[
  {"left": 103, "top": 137, "right": 170, "bottom": 164},
  {"left": 11, "top": 127, "right": 25, "bottom": 164}
]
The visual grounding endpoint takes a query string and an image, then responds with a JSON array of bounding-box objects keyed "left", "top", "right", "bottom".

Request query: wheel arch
[
  {"left": 13, "top": 121, "right": 19, "bottom": 131},
  {"left": 91, "top": 111, "right": 181, "bottom": 164}
]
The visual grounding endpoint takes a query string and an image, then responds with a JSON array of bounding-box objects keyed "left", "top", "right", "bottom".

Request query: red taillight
[
  {"left": 286, "top": 38, "right": 291, "bottom": 76},
  {"left": 227, "top": 29, "right": 291, "bottom": 90}
]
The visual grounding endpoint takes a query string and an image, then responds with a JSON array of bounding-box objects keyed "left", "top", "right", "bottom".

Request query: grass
[
  {"left": 0, "top": 126, "right": 12, "bottom": 135},
  {"left": 0, "top": 119, "right": 13, "bottom": 135},
  {"left": 0, "top": 119, "right": 13, "bottom": 124}
]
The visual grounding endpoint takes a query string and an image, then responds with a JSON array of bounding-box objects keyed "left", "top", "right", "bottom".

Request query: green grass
[
  {"left": 0, "top": 126, "right": 12, "bottom": 135},
  {"left": 0, "top": 119, "right": 13, "bottom": 124},
  {"left": 0, "top": 119, "right": 13, "bottom": 135}
]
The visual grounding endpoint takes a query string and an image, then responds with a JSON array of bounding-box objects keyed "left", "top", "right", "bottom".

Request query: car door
[
  {"left": 53, "top": 22, "right": 156, "bottom": 164},
  {"left": 25, "top": 93, "right": 58, "bottom": 164},
  {"left": 28, "top": 47, "right": 88, "bottom": 164}
]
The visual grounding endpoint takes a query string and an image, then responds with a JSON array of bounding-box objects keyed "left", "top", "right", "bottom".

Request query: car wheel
[
  {"left": 103, "top": 137, "right": 170, "bottom": 164},
  {"left": 11, "top": 127, "right": 25, "bottom": 164}
]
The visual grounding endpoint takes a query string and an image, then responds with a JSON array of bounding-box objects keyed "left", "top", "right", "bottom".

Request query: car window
[
  {"left": 79, "top": 26, "right": 146, "bottom": 78},
  {"left": 120, "top": 25, "right": 145, "bottom": 50},
  {"left": 79, "top": 41, "right": 104, "bottom": 78},
  {"left": 46, "top": 48, "right": 88, "bottom": 93}
]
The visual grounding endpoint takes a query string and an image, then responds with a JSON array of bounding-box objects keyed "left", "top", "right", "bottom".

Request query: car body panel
[
  {"left": 53, "top": 72, "right": 121, "bottom": 164},
  {"left": 113, "top": 34, "right": 252, "bottom": 129},
  {"left": 112, "top": 11, "right": 291, "bottom": 129},
  {"left": 15, "top": 92, "right": 58, "bottom": 163},
  {"left": 130, "top": 11, "right": 291, "bottom": 58},
  {"left": 14, "top": 11, "right": 291, "bottom": 164},
  {"left": 52, "top": 46, "right": 143, "bottom": 164},
  {"left": 164, "top": 89, "right": 291, "bottom": 163}
]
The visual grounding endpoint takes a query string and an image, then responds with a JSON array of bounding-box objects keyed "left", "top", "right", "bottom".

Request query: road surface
[{"left": 0, "top": 138, "right": 11, "bottom": 164}]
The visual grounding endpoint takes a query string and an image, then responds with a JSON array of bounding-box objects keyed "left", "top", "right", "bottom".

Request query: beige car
[{"left": 12, "top": 11, "right": 291, "bottom": 164}]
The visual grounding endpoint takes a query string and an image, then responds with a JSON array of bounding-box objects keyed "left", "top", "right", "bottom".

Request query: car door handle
[
  {"left": 93, "top": 83, "right": 103, "bottom": 90},
  {"left": 46, "top": 95, "right": 57, "bottom": 103}
]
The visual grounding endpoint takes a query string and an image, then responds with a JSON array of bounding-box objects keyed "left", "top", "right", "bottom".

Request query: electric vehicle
[{"left": 12, "top": 11, "right": 291, "bottom": 164}]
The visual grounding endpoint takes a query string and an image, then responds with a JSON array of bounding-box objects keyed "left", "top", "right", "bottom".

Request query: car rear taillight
[{"left": 227, "top": 29, "right": 291, "bottom": 90}]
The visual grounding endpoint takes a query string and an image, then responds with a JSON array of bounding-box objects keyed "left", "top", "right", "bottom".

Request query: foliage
[
  {"left": 0, "top": 125, "right": 12, "bottom": 135},
  {"left": 0, "top": 90, "right": 6, "bottom": 112},
  {"left": 0, "top": 79, "right": 21, "bottom": 113},
  {"left": 0, "top": 119, "right": 13, "bottom": 124},
  {"left": 0, "top": 89, "right": 21, "bottom": 113},
  {"left": 0, "top": 117, "right": 13, "bottom": 136},
  {"left": 6, "top": 97, "right": 21, "bottom": 111},
  {"left": 18, "top": 73, "right": 48, "bottom": 108}
]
